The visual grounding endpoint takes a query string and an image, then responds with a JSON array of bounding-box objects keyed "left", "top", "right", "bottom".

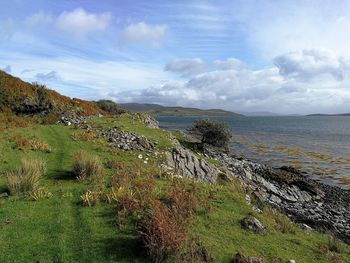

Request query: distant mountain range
[
  {"left": 307, "top": 113, "right": 350, "bottom": 116},
  {"left": 121, "top": 103, "right": 242, "bottom": 117}
]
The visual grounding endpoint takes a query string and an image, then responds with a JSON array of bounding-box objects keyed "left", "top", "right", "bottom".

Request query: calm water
[{"left": 156, "top": 116, "right": 350, "bottom": 188}]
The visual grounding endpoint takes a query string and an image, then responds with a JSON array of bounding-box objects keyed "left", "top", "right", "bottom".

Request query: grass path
[{"left": 0, "top": 125, "right": 141, "bottom": 262}]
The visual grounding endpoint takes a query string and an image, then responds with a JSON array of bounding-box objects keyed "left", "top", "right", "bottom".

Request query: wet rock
[{"left": 241, "top": 215, "right": 267, "bottom": 235}]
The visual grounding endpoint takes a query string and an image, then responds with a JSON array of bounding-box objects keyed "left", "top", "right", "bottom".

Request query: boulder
[
  {"left": 166, "top": 145, "right": 222, "bottom": 183},
  {"left": 241, "top": 215, "right": 267, "bottom": 235}
]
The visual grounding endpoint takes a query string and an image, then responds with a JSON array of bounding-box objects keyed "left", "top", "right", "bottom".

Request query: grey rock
[
  {"left": 0, "top": 192, "right": 9, "bottom": 198},
  {"left": 100, "top": 127, "right": 155, "bottom": 151},
  {"left": 166, "top": 145, "right": 221, "bottom": 183},
  {"left": 241, "top": 215, "right": 267, "bottom": 235}
]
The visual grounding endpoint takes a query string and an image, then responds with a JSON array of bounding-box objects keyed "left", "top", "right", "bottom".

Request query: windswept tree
[
  {"left": 95, "top": 100, "right": 127, "bottom": 115},
  {"left": 190, "top": 119, "right": 231, "bottom": 148}
]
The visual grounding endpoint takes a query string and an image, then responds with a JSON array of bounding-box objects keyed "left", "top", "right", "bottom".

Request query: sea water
[{"left": 156, "top": 115, "right": 350, "bottom": 188}]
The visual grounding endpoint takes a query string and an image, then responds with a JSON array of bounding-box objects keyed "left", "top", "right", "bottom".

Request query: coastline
[{"left": 162, "top": 126, "right": 350, "bottom": 244}]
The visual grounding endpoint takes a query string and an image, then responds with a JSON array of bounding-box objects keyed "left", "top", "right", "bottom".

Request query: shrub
[
  {"left": 95, "top": 100, "right": 127, "bottom": 115},
  {"left": 168, "top": 182, "right": 198, "bottom": 223},
  {"left": 190, "top": 119, "right": 231, "bottom": 148},
  {"left": 138, "top": 200, "right": 188, "bottom": 262},
  {"left": 7, "top": 158, "right": 46, "bottom": 195},
  {"left": 72, "top": 151, "right": 105, "bottom": 184}
]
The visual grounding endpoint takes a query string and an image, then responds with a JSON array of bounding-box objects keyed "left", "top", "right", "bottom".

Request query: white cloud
[
  {"left": 26, "top": 11, "right": 53, "bottom": 26},
  {"left": 165, "top": 58, "right": 206, "bottom": 77},
  {"left": 273, "top": 49, "right": 350, "bottom": 81},
  {"left": 245, "top": 1, "right": 350, "bottom": 58},
  {"left": 213, "top": 58, "right": 246, "bottom": 70},
  {"left": 56, "top": 8, "right": 112, "bottom": 38},
  {"left": 120, "top": 22, "right": 166, "bottom": 47},
  {"left": 110, "top": 52, "right": 350, "bottom": 114},
  {"left": 35, "top": 70, "right": 61, "bottom": 82}
]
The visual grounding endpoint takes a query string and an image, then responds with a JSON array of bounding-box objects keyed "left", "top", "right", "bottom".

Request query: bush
[
  {"left": 95, "top": 100, "right": 127, "bottom": 115},
  {"left": 168, "top": 182, "right": 198, "bottom": 223},
  {"left": 72, "top": 151, "right": 105, "bottom": 184},
  {"left": 138, "top": 200, "right": 188, "bottom": 262},
  {"left": 190, "top": 119, "right": 231, "bottom": 148},
  {"left": 7, "top": 158, "right": 46, "bottom": 195}
]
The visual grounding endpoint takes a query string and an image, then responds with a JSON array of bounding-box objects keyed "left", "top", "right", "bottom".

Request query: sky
[{"left": 1, "top": 0, "right": 350, "bottom": 114}]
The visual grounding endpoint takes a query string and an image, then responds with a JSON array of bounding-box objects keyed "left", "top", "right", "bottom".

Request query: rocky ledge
[{"left": 166, "top": 143, "right": 350, "bottom": 244}]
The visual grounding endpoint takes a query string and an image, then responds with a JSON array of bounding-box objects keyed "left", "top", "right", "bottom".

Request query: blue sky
[{"left": 1, "top": 0, "right": 350, "bottom": 114}]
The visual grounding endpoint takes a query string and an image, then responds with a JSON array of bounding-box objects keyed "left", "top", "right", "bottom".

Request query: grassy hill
[
  {"left": 0, "top": 73, "right": 349, "bottom": 262},
  {"left": 0, "top": 70, "right": 102, "bottom": 116},
  {"left": 121, "top": 103, "right": 242, "bottom": 117}
]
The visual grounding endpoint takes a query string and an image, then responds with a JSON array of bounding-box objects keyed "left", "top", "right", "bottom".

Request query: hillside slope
[
  {"left": 121, "top": 103, "right": 242, "bottom": 117},
  {"left": 0, "top": 70, "right": 102, "bottom": 116},
  {"left": 0, "top": 114, "right": 349, "bottom": 262}
]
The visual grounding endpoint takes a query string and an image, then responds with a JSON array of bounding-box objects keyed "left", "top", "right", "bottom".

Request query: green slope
[{"left": 0, "top": 115, "right": 349, "bottom": 262}]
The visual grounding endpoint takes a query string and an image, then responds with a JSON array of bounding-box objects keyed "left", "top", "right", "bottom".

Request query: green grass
[{"left": 0, "top": 115, "right": 349, "bottom": 262}]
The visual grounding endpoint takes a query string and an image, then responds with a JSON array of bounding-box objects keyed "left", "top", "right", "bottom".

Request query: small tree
[
  {"left": 190, "top": 119, "right": 231, "bottom": 148},
  {"left": 95, "top": 100, "right": 127, "bottom": 115}
]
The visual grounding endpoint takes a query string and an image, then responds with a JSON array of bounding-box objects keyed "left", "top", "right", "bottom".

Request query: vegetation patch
[
  {"left": 12, "top": 134, "right": 52, "bottom": 153},
  {"left": 72, "top": 150, "right": 105, "bottom": 182},
  {"left": 6, "top": 158, "right": 46, "bottom": 195}
]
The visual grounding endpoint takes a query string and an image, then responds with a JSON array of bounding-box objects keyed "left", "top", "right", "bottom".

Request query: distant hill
[
  {"left": 237, "top": 111, "right": 281, "bottom": 116},
  {"left": 121, "top": 103, "right": 243, "bottom": 117},
  {"left": 308, "top": 113, "right": 350, "bottom": 116},
  {"left": 0, "top": 70, "right": 102, "bottom": 116}
]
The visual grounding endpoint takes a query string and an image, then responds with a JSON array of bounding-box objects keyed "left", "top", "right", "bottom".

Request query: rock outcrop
[
  {"left": 100, "top": 127, "right": 156, "bottom": 151},
  {"left": 132, "top": 112, "right": 159, "bottom": 128},
  {"left": 166, "top": 145, "right": 221, "bottom": 183},
  {"left": 60, "top": 110, "right": 87, "bottom": 126}
]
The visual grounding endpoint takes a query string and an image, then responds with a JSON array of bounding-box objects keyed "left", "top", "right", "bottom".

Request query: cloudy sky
[{"left": 1, "top": 0, "right": 350, "bottom": 114}]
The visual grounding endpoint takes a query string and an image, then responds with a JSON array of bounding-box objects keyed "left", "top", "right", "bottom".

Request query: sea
[{"left": 156, "top": 115, "right": 350, "bottom": 189}]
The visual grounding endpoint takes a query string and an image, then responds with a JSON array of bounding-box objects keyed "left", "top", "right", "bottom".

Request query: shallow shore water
[{"left": 156, "top": 115, "right": 350, "bottom": 189}]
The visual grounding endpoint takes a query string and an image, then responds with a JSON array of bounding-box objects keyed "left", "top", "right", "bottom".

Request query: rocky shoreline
[{"left": 165, "top": 136, "right": 350, "bottom": 244}]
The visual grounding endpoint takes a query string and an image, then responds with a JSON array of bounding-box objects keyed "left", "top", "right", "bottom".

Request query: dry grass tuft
[
  {"left": 13, "top": 135, "right": 52, "bottom": 153},
  {"left": 264, "top": 207, "right": 296, "bottom": 234},
  {"left": 81, "top": 190, "right": 101, "bottom": 206},
  {"left": 29, "top": 187, "right": 52, "bottom": 200},
  {"left": 7, "top": 158, "right": 46, "bottom": 195},
  {"left": 72, "top": 151, "right": 105, "bottom": 184}
]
